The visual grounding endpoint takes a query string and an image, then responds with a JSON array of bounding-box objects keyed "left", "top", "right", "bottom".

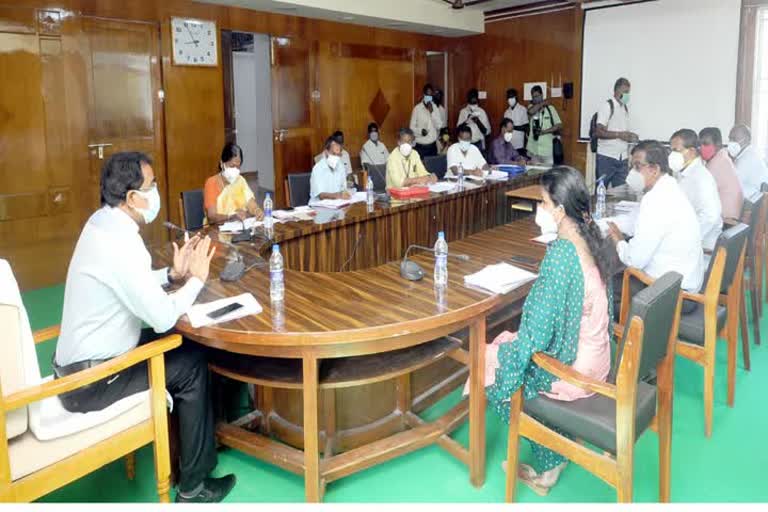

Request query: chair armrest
[
  {"left": 2, "top": 334, "right": 182, "bottom": 412},
  {"left": 532, "top": 352, "right": 616, "bottom": 399},
  {"left": 33, "top": 325, "right": 61, "bottom": 344},
  {"left": 612, "top": 323, "right": 624, "bottom": 340},
  {"left": 681, "top": 290, "right": 705, "bottom": 305},
  {"left": 623, "top": 267, "right": 656, "bottom": 286}
]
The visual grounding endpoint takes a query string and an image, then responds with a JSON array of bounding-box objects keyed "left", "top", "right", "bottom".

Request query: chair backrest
[
  {"left": 424, "top": 155, "right": 448, "bottom": 180},
  {"left": 702, "top": 223, "right": 750, "bottom": 294},
  {"left": 745, "top": 193, "right": 766, "bottom": 256},
  {"left": 364, "top": 163, "right": 387, "bottom": 192},
  {"left": 179, "top": 189, "right": 205, "bottom": 231},
  {"left": 612, "top": 272, "right": 683, "bottom": 384},
  {"left": 286, "top": 172, "right": 312, "bottom": 207}
]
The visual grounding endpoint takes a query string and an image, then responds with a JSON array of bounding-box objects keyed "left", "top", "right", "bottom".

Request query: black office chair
[
  {"left": 179, "top": 189, "right": 204, "bottom": 231},
  {"left": 423, "top": 155, "right": 447, "bottom": 180},
  {"left": 286, "top": 172, "right": 312, "bottom": 207},
  {"left": 364, "top": 163, "right": 387, "bottom": 192}
]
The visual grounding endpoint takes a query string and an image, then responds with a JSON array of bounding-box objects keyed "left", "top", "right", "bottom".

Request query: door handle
[
  {"left": 273, "top": 129, "right": 287, "bottom": 143},
  {"left": 88, "top": 143, "right": 114, "bottom": 160}
]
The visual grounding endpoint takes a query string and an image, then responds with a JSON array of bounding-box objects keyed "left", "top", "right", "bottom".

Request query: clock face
[{"left": 171, "top": 18, "right": 218, "bottom": 66}]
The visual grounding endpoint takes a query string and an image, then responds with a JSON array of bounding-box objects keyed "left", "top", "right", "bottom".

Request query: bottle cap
[
  {"left": 266, "top": 192, "right": 272, "bottom": 199},
  {"left": 438, "top": 231, "right": 445, "bottom": 238},
  {"left": 272, "top": 244, "right": 279, "bottom": 252}
]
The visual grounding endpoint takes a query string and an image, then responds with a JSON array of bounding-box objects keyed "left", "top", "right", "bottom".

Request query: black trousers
[
  {"left": 58, "top": 330, "right": 217, "bottom": 493},
  {"left": 415, "top": 142, "right": 437, "bottom": 159}
]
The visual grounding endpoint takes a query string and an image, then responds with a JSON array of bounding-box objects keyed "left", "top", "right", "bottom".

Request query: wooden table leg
[
  {"left": 469, "top": 317, "right": 487, "bottom": 487},
  {"left": 303, "top": 356, "right": 321, "bottom": 502}
]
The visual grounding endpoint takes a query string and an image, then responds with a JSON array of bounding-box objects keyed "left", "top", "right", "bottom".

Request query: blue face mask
[
  {"left": 423, "top": 95, "right": 433, "bottom": 104},
  {"left": 459, "top": 140, "right": 472, "bottom": 152},
  {"left": 133, "top": 186, "right": 161, "bottom": 224}
]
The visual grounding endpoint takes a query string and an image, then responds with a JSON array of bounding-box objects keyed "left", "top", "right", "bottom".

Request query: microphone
[
  {"left": 400, "top": 244, "right": 470, "bottom": 281},
  {"left": 163, "top": 221, "right": 246, "bottom": 282}
]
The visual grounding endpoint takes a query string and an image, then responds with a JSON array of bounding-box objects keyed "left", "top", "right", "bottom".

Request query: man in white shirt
[
  {"left": 595, "top": 78, "right": 639, "bottom": 187},
  {"left": 728, "top": 124, "right": 768, "bottom": 198},
  {"left": 669, "top": 129, "right": 722, "bottom": 250},
  {"left": 446, "top": 124, "right": 490, "bottom": 178},
  {"left": 434, "top": 88, "right": 448, "bottom": 129},
  {"left": 360, "top": 122, "right": 389, "bottom": 167},
  {"left": 314, "top": 130, "right": 353, "bottom": 177},
  {"left": 409, "top": 83, "right": 443, "bottom": 159},
  {"left": 310, "top": 137, "right": 350, "bottom": 203},
  {"left": 503, "top": 88, "right": 529, "bottom": 156},
  {"left": 54, "top": 152, "right": 236, "bottom": 503},
  {"left": 457, "top": 89, "right": 491, "bottom": 151},
  {"left": 607, "top": 140, "right": 704, "bottom": 310}
]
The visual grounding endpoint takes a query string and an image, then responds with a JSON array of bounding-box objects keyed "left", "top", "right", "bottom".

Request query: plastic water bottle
[
  {"left": 269, "top": 244, "right": 284, "bottom": 302},
  {"left": 457, "top": 164, "right": 465, "bottom": 190},
  {"left": 263, "top": 193, "right": 274, "bottom": 231},
  {"left": 366, "top": 176, "right": 375, "bottom": 207},
  {"left": 434, "top": 231, "right": 448, "bottom": 287},
  {"left": 595, "top": 177, "right": 606, "bottom": 221}
]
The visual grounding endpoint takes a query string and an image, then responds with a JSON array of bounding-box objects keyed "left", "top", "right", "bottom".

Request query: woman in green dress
[{"left": 484, "top": 166, "right": 613, "bottom": 495}]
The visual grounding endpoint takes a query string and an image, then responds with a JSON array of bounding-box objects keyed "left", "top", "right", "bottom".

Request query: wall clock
[{"left": 171, "top": 17, "right": 218, "bottom": 66}]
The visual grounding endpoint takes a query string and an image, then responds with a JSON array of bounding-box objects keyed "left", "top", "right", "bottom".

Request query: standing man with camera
[
  {"left": 526, "top": 85, "right": 562, "bottom": 165},
  {"left": 595, "top": 77, "right": 639, "bottom": 187}
]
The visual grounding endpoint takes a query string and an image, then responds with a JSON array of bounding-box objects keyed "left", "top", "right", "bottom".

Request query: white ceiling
[{"left": 199, "top": 0, "right": 534, "bottom": 36}]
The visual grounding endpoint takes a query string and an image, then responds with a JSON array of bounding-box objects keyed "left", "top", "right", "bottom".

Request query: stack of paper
[
  {"left": 464, "top": 263, "right": 538, "bottom": 295},
  {"left": 596, "top": 211, "right": 638, "bottom": 237},
  {"left": 220, "top": 217, "right": 261, "bottom": 233},
  {"left": 311, "top": 198, "right": 351, "bottom": 209},
  {"left": 613, "top": 200, "right": 639, "bottom": 213},
  {"left": 429, "top": 182, "right": 456, "bottom": 193},
  {"left": 186, "top": 293, "right": 262, "bottom": 328},
  {"left": 486, "top": 170, "right": 510, "bottom": 181},
  {"left": 350, "top": 191, "right": 368, "bottom": 204}
]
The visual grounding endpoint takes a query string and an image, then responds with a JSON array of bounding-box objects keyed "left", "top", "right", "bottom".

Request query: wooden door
[
  {"left": 80, "top": 17, "right": 167, "bottom": 246},
  {"left": 271, "top": 36, "right": 317, "bottom": 208}
]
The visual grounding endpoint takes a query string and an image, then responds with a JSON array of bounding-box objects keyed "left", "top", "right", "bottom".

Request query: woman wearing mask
[
  {"left": 203, "top": 143, "right": 263, "bottom": 224},
  {"left": 475, "top": 167, "right": 612, "bottom": 495},
  {"left": 437, "top": 127, "right": 452, "bottom": 156}
]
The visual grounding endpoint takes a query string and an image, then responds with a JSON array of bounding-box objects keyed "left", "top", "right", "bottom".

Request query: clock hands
[{"left": 184, "top": 23, "right": 199, "bottom": 48}]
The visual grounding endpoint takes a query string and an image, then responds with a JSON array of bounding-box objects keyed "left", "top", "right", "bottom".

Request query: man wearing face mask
[
  {"left": 607, "top": 140, "right": 704, "bottom": 308},
  {"left": 54, "top": 152, "right": 237, "bottom": 502},
  {"left": 669, "top": 129, "right": 722, "bottom": 250},
  {"left": 526, "top": 85, "right": 562, "bottom": 165},
  {"left": 409, "top": 84, "right": 443, "bottom": 159},
  {"left": 699, "top": 127, "right": 743, "bottom": 224},
  {"left": 434, "top": 88, "right": 448, "bottom": 129},
  {"left": 360, "top": 122, "right": 389, "bottom": 167},
  {"left": 490, "top": 118, "right": 526, "bottom": 166},
  {"left": 310, "top": 137, "right": 351, "bottom": 203},
  {"left": 203, "top": 142, "right": 263, "bottom": 225},
  {"left": 728, "top": 124, "right": 768, "bottom": 198},
  {"left": 386, "top": 127, "right": 437, "bottom": 189},
  {"left": 595, "top": 78, "right": 639, "bottom": 187},
  {"left": 503, "top": 88, "right": 529, "bottom": 157},
  {"left": 447, "top": 124, "right": 490, "bottom": 178},
  {"left": 457, "top": 89, "right": 491, "bottom": 151}
]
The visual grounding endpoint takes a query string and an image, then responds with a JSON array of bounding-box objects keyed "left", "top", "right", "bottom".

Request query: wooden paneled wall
[{"left": 451, "top": 7, "right": 585, "bottom": 170}]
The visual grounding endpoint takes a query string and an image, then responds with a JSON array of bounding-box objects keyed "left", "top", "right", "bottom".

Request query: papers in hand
[
  {"left": 596, "top": 212, "right": 638, "bottom": 237},
  {"left": 429, "top": 182, "right": 456, "bottom": 193},
  {"left": 613, "top": 200, "right": 639, "bottom": 213},
  {"left": 464, "top": 263, "right": 538, "bottom": 295},
  {"left": 187, "top": 293, "right": 262, "bottom": 328},
  {"left": 220, "top": 217, "right": 261, "bottom": 233}
]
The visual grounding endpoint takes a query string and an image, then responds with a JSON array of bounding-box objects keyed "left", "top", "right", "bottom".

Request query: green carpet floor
[{"left": 19, "top": 284, "right": 768, "bottom": 503}]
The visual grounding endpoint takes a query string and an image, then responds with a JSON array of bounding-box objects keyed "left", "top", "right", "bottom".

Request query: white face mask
[
  {"left": 132, "top": 186, "right": 161, "bottom": 225},
  {"left": 221, "top": 166, "right": 240, "bottom": 184},
  {"left": 326, "top": 154, "right": 341, "bottom": 169},
  {"left": 503, "top": 132, "right": 513, "bottom": 143},
  {"left": 399, "top": 143, "right": 413, "bottom": 157},
  {"left": 459, "top": 140, "right": 472, "bottom": 152},
  {"left": 370, "top": 132, "right": 379, "bottom": 142},
  {"left": 668, "top": 151, "right": 685, "bottom": 173},
  {"left": 508, "top": 98, "right": 517, "bottom": 108},
  {"left": 535, "top": 205, "right": 560, "bottom": 235},
  {"left": 727, "top": 141, "right": 743, "bottom": 158},
  {"left": 626, "top": 169, "right": 646, "bottom": 193}
]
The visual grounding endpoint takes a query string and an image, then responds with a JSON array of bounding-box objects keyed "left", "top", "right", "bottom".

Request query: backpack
[{"left": 589, "top": 99, "right": 614, "bottom": 153}]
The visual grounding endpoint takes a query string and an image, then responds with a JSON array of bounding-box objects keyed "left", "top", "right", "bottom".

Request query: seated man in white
[
  {"left": 314, "top": 130, "right": 353, "bottom": 177},
  {"left": 669, "top": 129, "right": 722, "bottom": 250},
  {"left": 607, "top": 140, "right": 704, "bottom": 314},
  {"left": 446, "top": 124, "right": 490, "bottom": 178},
  {"left": 728, "top": 124, "right": 768, "bottom": 198},
  {"left": 310, "top": 136, "right": 350, "bottom": 203},
  {"left": 53, "top": 152, "right": 235, "bottom": 503},
  {"left": 360, "top": 122, "right": 389, "bottom": 167}
]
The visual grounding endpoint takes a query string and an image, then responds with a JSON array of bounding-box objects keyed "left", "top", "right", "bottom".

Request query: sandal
[{"left": 517, "top": 463, "right": 553, "bottom": 497}]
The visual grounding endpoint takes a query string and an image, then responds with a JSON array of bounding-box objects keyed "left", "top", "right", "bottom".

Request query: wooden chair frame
[
  {"left": 744, "top": 193, "right": 766, "bottom": 347},
  {"left": 506, "top": 269, "right": 683, "bottom": 503},
  {"left": 0, "top": 324, "right": 179, "bottom": 502}
]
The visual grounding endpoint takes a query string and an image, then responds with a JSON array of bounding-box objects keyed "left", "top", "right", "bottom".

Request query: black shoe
[{"left": 175, "top": 474, "right": 237, "bottom": 503}]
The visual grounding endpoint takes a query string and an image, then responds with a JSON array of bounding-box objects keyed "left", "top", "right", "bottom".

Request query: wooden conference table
[{"left": 155, "top": 170, "right": 552, "bottom": 502}]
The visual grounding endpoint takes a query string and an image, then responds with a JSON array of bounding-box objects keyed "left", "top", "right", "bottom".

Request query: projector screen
[{"left": 579, "top": 0, "right": 741, "bottom": 142}]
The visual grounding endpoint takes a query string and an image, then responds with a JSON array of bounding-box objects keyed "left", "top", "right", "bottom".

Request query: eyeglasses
[
  {"left": 631, "top": 161, "right": 652, "bottom": 171},
  {"left": 136, "top": 182, "right": 157, "bottom": 193}
]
